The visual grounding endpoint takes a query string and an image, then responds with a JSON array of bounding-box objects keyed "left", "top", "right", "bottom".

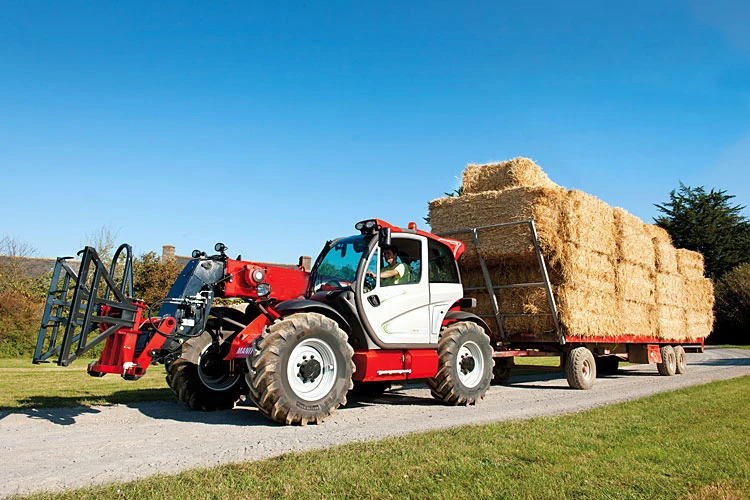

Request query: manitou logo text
[{"left": 236, "top": 346, "right": 253, "bottom": 356}]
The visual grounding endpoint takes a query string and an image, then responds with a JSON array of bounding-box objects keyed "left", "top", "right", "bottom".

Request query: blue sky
[{"left": 1, "top": 1, "right": 748, "bottom": 264}]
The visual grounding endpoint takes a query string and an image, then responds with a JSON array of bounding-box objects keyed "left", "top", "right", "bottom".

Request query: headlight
[
  {"left": 192, "top": 249, "right": 202, "bottom": 258},
  {"left": 256, "top": 283, "right": 271, "bottom": 297},
  {"left": 214, "top": 242, "right": 227, "bottom": 253}
]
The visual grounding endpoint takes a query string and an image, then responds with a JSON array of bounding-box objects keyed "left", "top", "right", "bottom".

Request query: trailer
[{"left": 439, "top": 220, "right": 705, "bottom": 389}]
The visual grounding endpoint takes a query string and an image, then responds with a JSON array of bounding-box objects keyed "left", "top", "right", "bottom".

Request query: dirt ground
[{"left": 1, "top": 347, "right": 748, "bottom": 498}]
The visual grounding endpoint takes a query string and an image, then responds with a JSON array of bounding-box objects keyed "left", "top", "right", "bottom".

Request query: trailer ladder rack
[
  {"left": 33, "top": 244, "right": 138, "bottom": 366},
  {"left": 438, "top": 220, "right": 564, "bottom": 345}
]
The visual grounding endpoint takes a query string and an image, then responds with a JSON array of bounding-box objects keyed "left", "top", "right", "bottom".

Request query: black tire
[
  {"left": 674, "top": 345, "right": 687, "bottom": 374},
  {"left": 657, "top": 345, "right": 677, "bottom": 376},
  {"left": 166, "top": 330, "right": 248, "bottom": 411},
  {"left": 427, "top": 321, "right": 493, "bottom": 405},
  {"left": 595, "top": 356, "right": 620, "bottom": 375},
  {"left": 349, "top": 381, "right": 391, "bottom": 398},
  {"left": 492, "top": 358, "right": 513, "bottom": 385},
  {"left": 246, "top": 312, "right": 354, "bottom": 425},
  {"left": 565, "top": 347, "right": 596, "bottom": 390}
]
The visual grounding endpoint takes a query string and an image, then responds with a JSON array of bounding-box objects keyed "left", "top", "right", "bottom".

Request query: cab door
[{"left": 359, "top": 235, "right": 431, "bottom": 345}]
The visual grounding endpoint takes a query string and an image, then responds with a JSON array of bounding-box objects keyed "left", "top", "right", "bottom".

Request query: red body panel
[
  {"left": 368, "top": 219, "right": 466, "bottom": 260},
  {"left": 222, "top": 258, "right": 309, "bottom": 300},
  {"left": 352, "top": 349, "right": 438, "bottom": 382},
  {"left": 224, "top": 314, "right": 274, "bottom": 360}
]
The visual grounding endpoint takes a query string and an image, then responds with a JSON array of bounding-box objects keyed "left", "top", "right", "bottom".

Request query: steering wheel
[{"left": 363, "top": 273, "right": 376, "bottom": 293}]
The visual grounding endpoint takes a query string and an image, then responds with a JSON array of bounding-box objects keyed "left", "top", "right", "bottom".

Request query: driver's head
[{"left": 382, "top": 244, "right": 399, "bottom": 265}]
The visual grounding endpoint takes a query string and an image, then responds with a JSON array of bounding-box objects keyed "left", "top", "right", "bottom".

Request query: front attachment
[{"left": 33, "top": 244, "right": 139, "bottom": 366}]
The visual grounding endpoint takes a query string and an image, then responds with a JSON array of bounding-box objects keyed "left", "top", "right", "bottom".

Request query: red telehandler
[{"left": 34, "top": 220, "right": 492, "bottom": 425}]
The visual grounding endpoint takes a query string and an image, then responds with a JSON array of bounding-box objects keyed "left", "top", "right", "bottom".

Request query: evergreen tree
[{"left": 654, "top": 183, "right": 750, "bottom": 279}]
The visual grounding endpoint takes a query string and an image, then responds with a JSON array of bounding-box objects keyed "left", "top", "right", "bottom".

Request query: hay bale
[
  {"left": 616, "top": 262, "right": 655, "bottom": 304},
  {"left": 683, "top": 277, "right": 715, "bottom": 313},
  {"left": 555, "top": 286, "right": 620, "bottom": 339},
  {"left": 619, "top": 300, "right": 656, "bottom": 338},
  {"left": 656, "top": 305, "right": 687, "bottom": 340},
  {"left": 686, "top": 309, "right": 714, "bottom": 340},
  {"left": 462, "top": 157, "right": 559, "bottom": 194},
  {"left": 614, "top": 207, "right": 656, "bottom": 269},
  {"left": 676, "top": 249, "right": 705, "bottom": 278},
  {"left": 564, "top": 190, "right": 616, "bottom": 255},
  {"left": 429, "top": 187, "right": 568, "bottom": 262},
  {"left": 654, "top": 239, "right": 678, "bottom": 274},
  {"left": 645, "top": 224, "right": 672, "bottom": 244},
  {"left": 655, "top": 273, "right": 685, "bottom": 307}
]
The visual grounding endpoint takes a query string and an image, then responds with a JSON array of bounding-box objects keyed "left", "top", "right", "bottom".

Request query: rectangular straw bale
[
  {"left": 459, "top": 255, "right": 541, "bottom": 290},
  {"left": 462, "top": 157, "right": 559, "bottom": 194},
  {"left": 549, "top": 243, "right": 616, "bottom": 293},
  {"left": 556, "top": 286, "right": 620, "bottom": 338},
  {"left": 654, "top": 239, "right": 678, "bottom": 274},
  {"left": 564, "top": 190, "right": 616, "bottom": 255},
  {"left": 474, "top": 293, "right": 554, "bottom": 336},
  {"left": 655, "top": 273, "right": 685, "bottom": 307},
  {"left": 429, "top": 187, "right": 567, "bottom": 262},
  {"left": 683, "top": 277, "right": 715, "bottom": 313},
  {"left": 645, "top": 224, "right": 672, "bottom": 244},
  {"left": 656, "top": 305, "right": 687, "bottom": 340},
  {"left": 686, "top": 309, "right": 714, "bottom": 340},
  {"left": 616, "top": 261, "right": 655, "bottom": 304},
  {"left": 676, "top": 248, "right": 705, "bottom": 279},
  {"left": 613, "top": 207, "right": 656, "bottom": 269},
  {"left": 619, "top": 300, "right": 656, "bottom": 338}
]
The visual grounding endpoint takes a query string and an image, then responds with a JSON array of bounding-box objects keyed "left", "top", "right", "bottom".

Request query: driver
[{"left": 378, "top": 244, "right": 409, "bottom": 286}]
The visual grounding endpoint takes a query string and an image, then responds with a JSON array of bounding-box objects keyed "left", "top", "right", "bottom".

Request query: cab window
[{"left": 428, "top": 240, "right": 459, "bottom": 283}]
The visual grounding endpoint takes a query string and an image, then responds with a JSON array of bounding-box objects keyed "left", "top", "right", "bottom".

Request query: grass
[
  {"left": 17, "top": 375, "right": 750, "bottom": 500},
  {"left": 0, "top": 358, "right": 171, "bottom": 410}
]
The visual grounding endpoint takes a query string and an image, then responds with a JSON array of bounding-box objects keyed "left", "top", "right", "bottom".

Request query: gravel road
[{"left": 1, "top": 347, "right": 748, "bottom": 498}]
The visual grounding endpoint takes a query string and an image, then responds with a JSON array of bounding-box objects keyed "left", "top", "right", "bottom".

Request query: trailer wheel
[
  {"left": 492, "top": 358, "right": 513, "bottom": 385},
  {"left": 565, "top": 347, "right": 596, "bottom": 390},
  {"left": 674, "top": 345, "right": 687, "bottom": 374},
  {"left": 595, "top": 356, "right": 620, "bottom": 375},
  {"left": 166, "top": 330, "right": 248, "bottom": 411},
  {"left": 428, "top": 321, "right": 493, "bottom": 405},
  {"left": 657, "top": 345, "right": 677, "bottom": 376},
  {"left": 246, "top": 312, "right": 354, "bottom": 425}
]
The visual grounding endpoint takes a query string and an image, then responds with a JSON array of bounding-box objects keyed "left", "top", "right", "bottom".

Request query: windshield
[{"left": 312, "top": 235, "right": 370, "bottom": 291}]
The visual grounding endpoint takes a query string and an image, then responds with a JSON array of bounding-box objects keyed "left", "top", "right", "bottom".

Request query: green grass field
[
  {"left": 12, "top": 374, "right": 749, "bottom": 499},
  {"left": 0, "top": 358, "right": 171, "bottom": 410}
]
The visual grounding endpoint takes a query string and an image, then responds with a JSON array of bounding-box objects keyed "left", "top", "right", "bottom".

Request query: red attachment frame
[
  {"left": 88, "top": 303, "right": 177, "bottom": 379},
  {"left": 565, "top": 335, "right": 705, "bottom": 348},
  {"left": 352, "top": 349, "right": 438, "bottom": 382}
]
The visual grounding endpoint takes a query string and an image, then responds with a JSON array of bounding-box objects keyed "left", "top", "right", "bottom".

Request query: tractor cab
[{"left": 305, "top": 219, "right": 468, "bottom": 349}]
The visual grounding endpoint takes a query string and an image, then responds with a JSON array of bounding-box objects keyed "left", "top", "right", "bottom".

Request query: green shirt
[{"left": 382, "top": 262, "right": 409, "bottom": 286}]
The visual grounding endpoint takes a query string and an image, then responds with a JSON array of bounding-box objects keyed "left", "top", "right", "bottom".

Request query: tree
[
  {"left": 654, "top": 183, "right": 750, "bottom": 279},
  {"left": 82, "top": 225, "right": 121, "bottom": 266},
  {"left": 132, "top": 252, "right": 181, "bottom": 307},
  {"left": 714, "top": 262, "right": 750, "bottom": 344}
]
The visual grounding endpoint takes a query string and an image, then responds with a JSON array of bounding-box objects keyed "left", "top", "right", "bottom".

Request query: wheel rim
[
  {"left": 457, "top": 341, "right": 484, "bottom": 389},
  {"left": 286, "top": 338, "right": 338, "bottom": 402},
  {"left": 581, "top": 358, "right": 593, "bottom": 381},
  {"left": 198, "top": 343, "right": 242, "bottom": 391}
]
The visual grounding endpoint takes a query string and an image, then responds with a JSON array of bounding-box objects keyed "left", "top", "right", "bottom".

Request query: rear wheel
[
  {"left": 428, "top": 321, "right": 493, "bottom": 405},
  {"left": 566, "top": 347, "right": 596, "bottom": 389},
  {"left": 674, "top": 345, "right": 687, "bottom": 374},
  {"left": 657, "top": 345, "right": 677, "bottom": 376},
  {"left": 246, "top": 312, "right": 354, "bottom": 425}
]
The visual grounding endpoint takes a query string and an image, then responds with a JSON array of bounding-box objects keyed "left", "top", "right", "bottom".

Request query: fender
[
  {"left": 443, "top": 310, "right": 492, "bottom": 337},
  {"left": 274, "top": 299, "right": 351, "bottom": 333}
]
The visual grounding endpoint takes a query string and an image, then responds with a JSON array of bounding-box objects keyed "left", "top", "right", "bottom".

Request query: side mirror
[{"left": 378, "top": 227, "right": 391, "bottom": 248}]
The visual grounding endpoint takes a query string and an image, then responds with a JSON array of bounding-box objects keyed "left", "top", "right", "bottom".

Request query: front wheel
[
  {"left": 246, "top": 312, "right": 354, "bottom": 425},
  {"left": 565, "top": 347, "right": 596, "bottom": 390},
  {"left": 428, "top": 321, "right": 493, "bottom": 405},
  {"left": 166, "top": 330, "right": 248, "bottom": 411}
]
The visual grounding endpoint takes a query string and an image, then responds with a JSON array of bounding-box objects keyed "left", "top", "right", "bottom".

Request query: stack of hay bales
[{"left": 429, "top": 157, "right": 714, "bottom": 342}]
